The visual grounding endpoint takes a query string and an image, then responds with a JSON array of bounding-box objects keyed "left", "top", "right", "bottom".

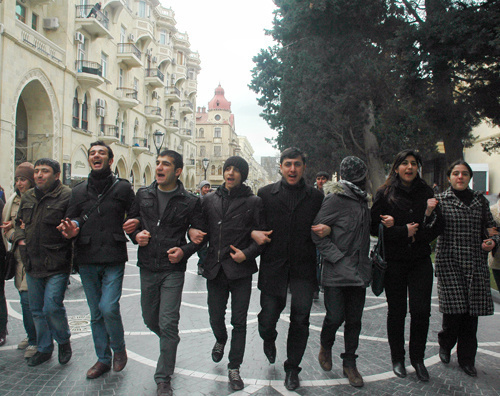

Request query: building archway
[
  {"left": 115, "top": 157, "right": 127, "bottom": 178},
  {"left": 131, "top": 161, "right": 141, "bottom": 191},
  {"left": 144, "top": 164, "right": 153, "bottom": 186}
]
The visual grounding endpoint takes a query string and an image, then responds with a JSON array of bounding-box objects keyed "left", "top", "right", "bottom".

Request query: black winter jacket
[
  {"left": 131, "top": 180, "right": 204, "bottom": 272},
  {"left": 65, "top": 175, "right": 137, "bottom": 265},
  {"left": 370, "top": 179, "right": 441, "bottom": 261},
  {"left": 201, "top": 184, "right": 264, "bottom": 281}
]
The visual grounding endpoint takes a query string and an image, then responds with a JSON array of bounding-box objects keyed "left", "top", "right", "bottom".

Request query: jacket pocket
[
  {"left": 20, "top": 203, "right": 35, "bottom": 225},
  {"left": 44, "top": 243, "right": 71, "bottom": 271},
  {"left": 77, "top": 235, "right": 91, "bottom": 245},
  {"left": 44, "top": 203, "right": 66, "bottom": 226}
]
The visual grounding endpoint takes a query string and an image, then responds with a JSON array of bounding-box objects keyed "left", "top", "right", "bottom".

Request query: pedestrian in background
[
  {"left": 196, "top": 180, "right": 211, "bottom": 275},
  {"left": 0, "top": 198, "right": 7, "bottom": 347},
  {"left": 488, "top": 192, "right": 500, "bottom": 289}
]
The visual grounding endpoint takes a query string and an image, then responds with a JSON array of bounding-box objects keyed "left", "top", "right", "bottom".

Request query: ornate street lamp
[
  {"left": 153, "top": 130, "right": 165, "bottom": 155},
  {"left": 202, "top": 157, "right": 209, "bottom": 181}
]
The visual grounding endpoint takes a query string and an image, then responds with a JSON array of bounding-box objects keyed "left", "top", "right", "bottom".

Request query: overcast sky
[{"left": 160, "top": 0, "right": 280, "bottom": 161}]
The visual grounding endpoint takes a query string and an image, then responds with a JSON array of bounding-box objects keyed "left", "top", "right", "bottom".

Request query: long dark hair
[{"left": 378, "top": 149, "right": 424, "bottom": 205}]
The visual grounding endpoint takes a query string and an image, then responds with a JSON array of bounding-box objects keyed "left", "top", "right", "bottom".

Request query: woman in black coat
[{"left": 371, "top": 150, "right": 441, "bottom": 381}]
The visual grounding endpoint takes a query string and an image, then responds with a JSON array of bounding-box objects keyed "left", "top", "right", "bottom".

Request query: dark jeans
[
  {"left": 0, "top": 279, "right": 7, "bottom": 334},
  {"left": 258, "top": 278, "right": 315, "bottom": 372},
  {"left": 439, "top": 313, "right": 479, "bottom": 365},
  {"left": 492, "top": 269, "right": 500, "bottom": 291},
  {"left": 384, "top": 256, "right": 433, "bottom": 363},
  {"left": 140, "top": 268, "right": 185, "bottom": 384},
  {"left": 20, "top": 290, "right": 36, "bottom": 345},
  {"left": 321, "top": 286, "right": 366, "bottom": 367},
  {"left": 207, "top": 269, "right": 252, "bottom": 370}
]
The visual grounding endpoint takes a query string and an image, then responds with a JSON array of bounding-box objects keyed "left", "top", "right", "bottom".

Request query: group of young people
[{"left": 0, "top": 144, "right": 498, "bottom": 396}]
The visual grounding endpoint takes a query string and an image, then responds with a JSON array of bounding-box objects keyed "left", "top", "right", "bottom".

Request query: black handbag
[
  {"left": 370, "top": 223, "right": 387, "bottom": 296},
  {"left": 4, "top": 247, "right": 17, "bottom": 280}
]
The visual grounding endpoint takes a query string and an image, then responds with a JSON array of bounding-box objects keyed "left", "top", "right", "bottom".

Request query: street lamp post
[
  {"left": 202, "top": 157, "right": 209, "bottom": 181},
  {"left": 153, "top": 130, "right": 165, "bottom": 156}
]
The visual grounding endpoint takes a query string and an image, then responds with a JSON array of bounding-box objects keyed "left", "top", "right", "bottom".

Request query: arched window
[
  {"left": 170, "top": 106, "right": 175, "bottom": 118},
  {"left": 72, "top": 89, "right": 79, "bottom": 128},
  {"left": 211, "top": 165, "right": 215, "bottom": 175},
  {"left": 199, "top": 128, "right": 204, "bottom": 138},
  {"left": 134, "top": 118, "right": 139, "bottom": 137},
  {"left": 121, "top": 113, "right": 127, "bottom": 144},
  {"left": 81, "top": 94, "right": 88, "bottom": 130},
  {"left": 217, "top": 166, "right": 222, "bottom": 175}
]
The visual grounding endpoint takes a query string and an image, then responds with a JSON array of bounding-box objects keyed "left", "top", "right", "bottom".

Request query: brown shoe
[
  {"left": 86, "top": 361, "right": 111, "bottom": 379},
  {"left": 318, "top": 345, "right": 332, "bottom": 371},
  {"left": 113, "top": 349, "right": 127, "bottom": 372},
  {"left": 343, "top": 366, "right": 364, "bottom": 387},
  {"left": 157, "top": 381, "right": 173, "bottom": 396}
]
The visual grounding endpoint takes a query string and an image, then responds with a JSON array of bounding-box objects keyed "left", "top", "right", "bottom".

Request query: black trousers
[
  {"left": 320, "top": 286, "right": 366, "bottom": 367},
  {"left": 258, "top": 278, "right": 315, "bottom": 372},
  {"left": 207, "top": 269, "right": 252, "bottom": 369},
  {"left": 384, "top": 256, "right": 433, "bottom": 363},
  {"left": 438, "top": 313, "right": 479, "bottom": 365}
]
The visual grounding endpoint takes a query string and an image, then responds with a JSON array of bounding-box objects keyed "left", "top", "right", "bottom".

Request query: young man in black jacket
[
  {"left": 58, "top": 141, "right": 139, "bottom": 379},
  {"left": 201, "top": 156, "right": 264, "bottom": 391},
  {"left": 130, "top": 150, "right": 204, "bottom": 396}
]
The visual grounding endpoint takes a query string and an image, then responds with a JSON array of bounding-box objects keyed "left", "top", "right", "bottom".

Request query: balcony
[
  {"left": 16, "top": 20, "right": 65, "bottom": 66},
  {"left": 99, "top": 124, "right": 119, "bottom": 144},
  {"left": 164, "top": 119, "right": 179, "bottom": 132},
  {"left": 185, "top": 158, "right": 195, "bottom": 167},
  {"left": 117, "top": 43, "right": 142, "bottom": 68},
  {"left": 30, "top": 0, "right": 55, "bottom": 4},
  {"left": 179, "top": 128, "right": 192, "bottom": 141},
  {"left": 116, "top": 88, "right": 139, "bottom": 109},
  {"left": 174, "top": 32, "right": 190, "bottom": 49},
  {"left": 154, "top": 6, "right": 175, "bottom": 27},
  {"left": 145, "top": 106, "right": 163, "bottom": 124},
  {"left": 180, "top": 100, "right": 193, "bottom": 114},
  {"left": 145, "top": 68, "right": 165, "bottom": 88},
  {"left": 75, "top": 5, "right": 112, "bottom": 39},
  {"left": 132, "top": 138, "right": 149, "bottom": 154},
  {"left": 75, "top": 60, "right": 104, "bottom": 89},
  {"left": 165, "top": 86, "right": 181, "bottom": 103}
]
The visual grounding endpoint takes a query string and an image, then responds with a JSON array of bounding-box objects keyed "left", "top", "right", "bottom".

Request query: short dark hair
[
  {"left": 446, "top": 160, "right": 473, "bottom": 178},
  {"left": 88, "top": 140, "right": 114, "bottom": 160},
  {"left": 158, "top": 150, "right": 183, "bottom": 170},
  {"left": 280, "top": 147, "right": 307, "bottom": 164},
  {"left": 34, "top": 158, "right": 61, "bottom": 174},
  {"left": 316, "top": 171, "right": 330, "bottom": 179}
]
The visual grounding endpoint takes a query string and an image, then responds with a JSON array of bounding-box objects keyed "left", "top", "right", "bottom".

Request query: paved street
[{"left": 1, "top": 243, "right": 500, "bottom": 395}]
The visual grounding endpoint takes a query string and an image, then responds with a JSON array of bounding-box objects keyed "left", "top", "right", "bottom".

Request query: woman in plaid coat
[{"left": 434, "top": 160, "right": 499, "bottom": 377}]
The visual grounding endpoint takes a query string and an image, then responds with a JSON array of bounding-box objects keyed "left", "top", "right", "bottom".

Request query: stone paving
[{"left": 1, "top": 243, "right": 500, "bottom": 395}]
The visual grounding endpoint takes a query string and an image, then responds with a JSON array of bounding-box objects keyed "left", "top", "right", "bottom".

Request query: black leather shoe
[
  {"left": 412, "top": 361, "right": 429, "bottom": 382},
  {"left": 263, "top": 341, "right": 276, "bottom": 364},
  {"left": 27, "top": 351, "right": 52, "bottom": 367},
  {"left": 459, "top": 363, "right": 477, "bottom": 377},
  {"left": 392, "top": 361, "right": 407, "bottom": 378},
  {"left": 211, "top": 341, "right": 225, "bottom": 363},
  {"left": 284, "top": 370, "right": 300, "bottom": 391},
  {"left": 439, "top": 347, "right": 450, "bottom": 364},
  {"left": 58, "top": 341, "right": 72, "bottom": 365}
]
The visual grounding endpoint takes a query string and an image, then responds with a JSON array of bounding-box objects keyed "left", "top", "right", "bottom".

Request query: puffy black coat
[
  {"left": 65, "top": 175, "right": 137, "bottom": 265},
  {"left": 201, "top": 184, "right": 264, "bottom": 281},
  {"left": 257, "top": 180, "right": 324, "bottom": 297},
  {"left": 131, "top": 180, "right": 203, "bottom": 272}
]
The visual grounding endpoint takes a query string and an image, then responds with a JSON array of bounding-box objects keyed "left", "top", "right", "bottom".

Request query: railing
[
  {"left": 165, "top": 86, "right": 180, "bottom": 96},
  {"left": 179, "top": 128, "right": 192, "bottom": 136},
  {"left": 75, "top": 5, "right": 109, "bottom": 30},
  {"left": 165, "top": 119, "right": 178, "bottom": 128},
  {"left": 181, "top": 100, "right": 193, "bottom": 110},
  {"left": 145, "top": 106, "right": 162, "bottom": 116},
  {"left": 117, "top": 43, "right": 141, "bottom": 59},
  {"left": 100, "top": 124, "right": 119, "bottom": 138},
  {"left": 17, "top": 19, "right": 65, "bottom": 64},
  {"left": 145, "top": 68, "right": 164, "bottom": 81},
  {"left": 158, "top": 7, "right": 174, "bottom": 18},
  {"left": 117, "top": 87, "right": 138, "bottom": 100},
  {"left": 132, "top": 137, "right": 148, "bottom": 147},
  {"left": 75, "top": 60, "right": 102, "bottom": 76}
]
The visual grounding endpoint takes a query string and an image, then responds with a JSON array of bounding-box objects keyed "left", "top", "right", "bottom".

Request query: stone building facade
[{"left": 0, "top": 0, "right": 200, "bottom": 195}]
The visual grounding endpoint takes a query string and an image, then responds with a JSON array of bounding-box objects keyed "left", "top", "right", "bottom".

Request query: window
[
  {"left": 211, "top": 165, "right": 215, "bottom": 176},
  {"left": 134, "top": 119, "right": 139, "bottom": 137},
  {"left": 119, "top": 68, "right": 124, "bottom": 87},
  {"left": 177, "top": 52, "right": 184, "bottom": 65},
  {"left": 138, "top": 1, "right": 146, "bottom": 18},
  {"left": 214, "top": 127, "right": 221, "bottom": 138},
  {"left": 77, "top": 41, "right": 86, "bottom": 62},
  {"left": 199, "top": 146, "right": 206, "bottom": 157},
  {"left": 199, "top": 128, "right": 204, "bottom": 138},
  {"left": 72, "top": 90, "right": 80, "bottom": 128},
  {"left": 120, "top": 26, "right": 126, "bottom": 43},
  {"left": 81, "top": 94, "right": 88, "bottom": 130},
  {"left": 218, "top": 166, "right": 222, "bottom": 175},
  {"left": 32, "top": 13, "right": 38, "bottom": 31},
  {"left": 15, "top": 3, "right": 26, "bottom": 23},
  {"left": 214, "top": 146, "right": 221, "bottom": 157},
  {"left": 101, "top": 52, "right": 108, "bottom": 78},
  {"left": 134, "top": 77, "right": 139, "bottom": 94},
  {"left": 160, "top": 30, "right": 167, "bottom": 45}
]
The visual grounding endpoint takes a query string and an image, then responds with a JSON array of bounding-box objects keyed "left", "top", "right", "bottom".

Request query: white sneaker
[
  {"left": 18, "top": 338, "right": 29, "bottom": 350},
  {"left": 24, "top": 345, "right": 38, "bottom": 359}
]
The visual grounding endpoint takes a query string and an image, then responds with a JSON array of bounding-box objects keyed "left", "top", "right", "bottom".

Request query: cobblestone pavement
[{"left": 1, "top": 243, "right": 500, "bottom": 395}]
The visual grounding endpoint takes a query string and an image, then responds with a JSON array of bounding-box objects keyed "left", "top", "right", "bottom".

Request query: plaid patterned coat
[{"left": 434, "top": 188, "right": 499, "bottom": 316}]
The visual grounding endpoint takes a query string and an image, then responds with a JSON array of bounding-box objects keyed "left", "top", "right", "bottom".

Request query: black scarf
[
  {"left": 89, "top": 167, "right": 113, "bottom": 195},
  {"left": 35, "top": 180, "right": 60, "bottom": 201},
  {"left": 280, "top": 177, "right": 306, "bottom": 211}
]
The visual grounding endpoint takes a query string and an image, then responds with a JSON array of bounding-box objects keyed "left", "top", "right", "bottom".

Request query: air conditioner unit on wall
[
  {"left": 74, "top": 32, "right": 85, "bottom": 44},
  {"left": 128, "top": 34, "right": 135, "bottom": 42},
  {"left": 152, "top": 56, "right": 157, "bottom": 63},
  {"left": 152, "top": 91, "right": 159, "bottom": 99},
  {"left": 43, "top": 17, "right": 59, "bottom": 30},
  {"left": 96, "top": 98, "right": 106, "bottom": 108},
  {"left": 96, "top": 107, "right": 106, "bottom": 117}
]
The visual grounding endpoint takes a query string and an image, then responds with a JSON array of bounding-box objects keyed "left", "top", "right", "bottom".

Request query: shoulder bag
[{"left": 370, "top": 223, "right": 387, "bottom": 296}]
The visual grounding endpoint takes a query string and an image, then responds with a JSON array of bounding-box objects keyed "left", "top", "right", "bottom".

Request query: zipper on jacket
[{"left": 217, "top": 220, "right": 222, "bottom": 262}]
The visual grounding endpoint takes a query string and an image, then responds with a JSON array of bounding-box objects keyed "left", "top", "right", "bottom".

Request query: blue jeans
[
  {"left": 26, "top": 273, "right": 71, "bottom": 353},
  {"left": 19, "top": 291, "right": 37, "bottom": 345},
  {"left": 140, "top": 269, "right": 185, "bottom": 384},
  {"left": 79, "top": 263, "right": 126, "bottom": 366}
]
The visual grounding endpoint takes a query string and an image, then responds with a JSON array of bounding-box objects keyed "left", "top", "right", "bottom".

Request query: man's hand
[
  {"left": 487, "top": 227, "right": 499, "bottom": 237},
  {"left": 136, "top": 230, "right": 151, "bottom": 247},
  {"left": 18, "top": 239, "right": 26, "bottom": 246},
  {"left": 123, "top": 218, "right": 140, "bottom": 234},
  {"left": 311, "top": 224, "right": 331, "bottom": 238},
  {"left": 189, "top": 228, "right": 207, "bottom": 244},
  {"left": 57, "top": 218, "right": 80, "bottom": 239},
  {"left": 425, "top": 198, "right": 439, "bottom": 217},
  {"left": 0, "top": 220, "right": 14, "bottom": 234},
  {"left": 167, "top": 247, "right": 184, "bottom": 263},
  {"left": 482, "top": 239, "right": 496, "bottom": 252},
  {"left": 380, "top": 215, "right": 394, "bottom": 228},
  {"left": 230, "top": 245, "right": 246, "bottom": 263},
  {"left": 251, "top": 230, "right": 272, "bottom": 245},
  {"left": 407, "top": 222, "right": 419, "bottom": 238}
]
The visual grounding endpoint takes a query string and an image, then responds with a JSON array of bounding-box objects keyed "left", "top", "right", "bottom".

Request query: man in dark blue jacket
[{"left": 130, "top": 150, "right": 204, "bottom": 396}]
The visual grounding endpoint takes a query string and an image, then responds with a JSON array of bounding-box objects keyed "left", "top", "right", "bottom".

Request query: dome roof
[{"left": 208, "top": 84, "right": 231, "bottom": 111}]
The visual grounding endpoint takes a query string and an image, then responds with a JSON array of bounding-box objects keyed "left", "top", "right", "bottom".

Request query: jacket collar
[
  {"left": 441, "top": 187, "right": 483, "bottom": 209},
  {"left": 271, "top": 178, "right": 313, "bottom": 196},
  {"left": 146, "top": 179, "right": 188, "bottom": 198}
]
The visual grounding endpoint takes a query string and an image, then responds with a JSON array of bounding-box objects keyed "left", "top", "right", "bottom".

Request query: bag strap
[
  {"left": 80, "top": 178, "right": 120, "bottom": 227},
  {"left": 377, "top": 223, "right": 385, "bottom": 260}
]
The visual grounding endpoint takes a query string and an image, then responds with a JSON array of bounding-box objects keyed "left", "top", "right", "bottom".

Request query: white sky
[{"left": 160, "top": 0, "right": 280, "bottom": 161}]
